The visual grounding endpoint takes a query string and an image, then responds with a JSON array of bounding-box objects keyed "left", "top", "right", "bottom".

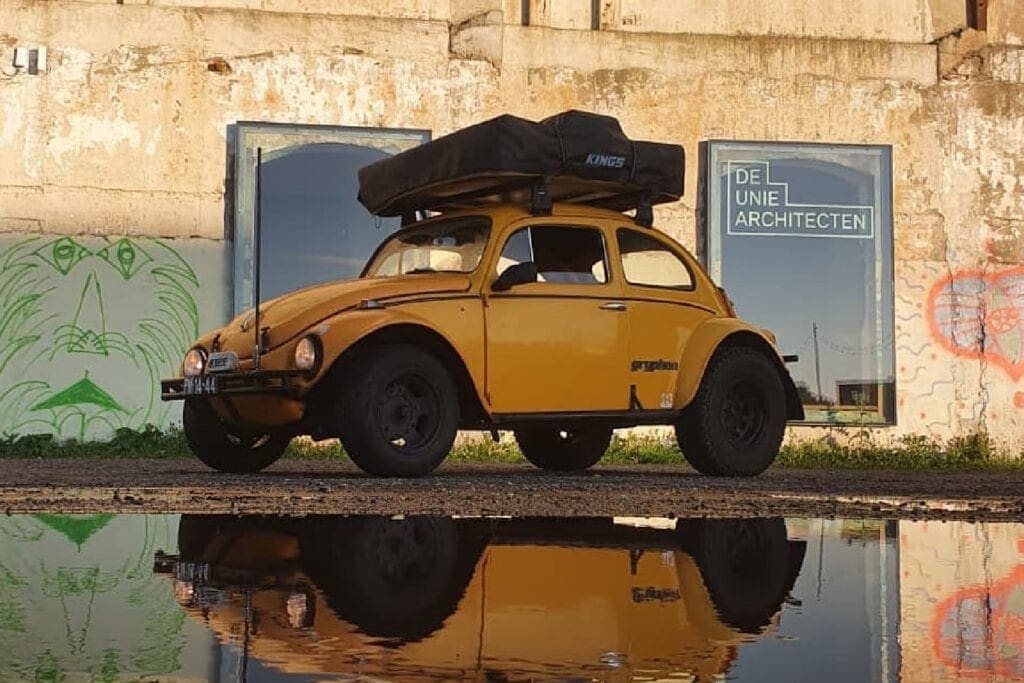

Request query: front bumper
[{"left": 161, "top": 369, "right": 308, "bottom": 401}]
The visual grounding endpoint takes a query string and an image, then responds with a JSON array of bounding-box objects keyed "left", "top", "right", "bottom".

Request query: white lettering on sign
[
  {"left": 726, "top": 160, "right": 875, "bottom": 239},
  {"left": 585, "top": 153, "right": 626, "bottom": 169}
]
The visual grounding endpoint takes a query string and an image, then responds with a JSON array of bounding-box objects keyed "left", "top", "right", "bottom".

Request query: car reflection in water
[{"left": 154, "top": 515, "right": 806, "bottom": 680}]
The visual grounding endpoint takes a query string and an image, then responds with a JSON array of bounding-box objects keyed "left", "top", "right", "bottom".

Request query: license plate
[
  {"left": 182, "top": 375, "right": 218, "bottom": 395},
  {"left": 175, "top": 561, "right": 211, "bottom": 583},
  {"left": 207, "top": 351, "right": 239, "bottom": 373}
]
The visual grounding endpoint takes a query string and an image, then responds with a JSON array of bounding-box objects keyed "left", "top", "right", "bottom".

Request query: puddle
[{"left": 0, "top": 514, "right": 1020, "bottom": 680}]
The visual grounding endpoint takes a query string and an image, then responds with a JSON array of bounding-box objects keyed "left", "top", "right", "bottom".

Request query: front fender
[
  {"left": 309, "top": 308, "right": 447, "bottom": 383},
  {"left": 674, "top": 319, "right": 803, "bottom": 420},
  {"left": 303, "top": 301, "right": 489, "bottom": 414}
]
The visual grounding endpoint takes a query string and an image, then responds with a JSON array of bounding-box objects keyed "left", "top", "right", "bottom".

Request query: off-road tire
[
  {"left": 182, "top": 399, "right": 290, "bottom": 473},
  {"left": 676, "top": 346, "right": 787, "bottom": 477},
  {"left": 678, "top": 517, "right": 792, "bottom": 633},
  {"left": 337, "top": 343, "right": 459, "bottom": 477},
  {"left": 304, "top": 516, "right": 484, "bottom": 641},
  {"left": 514, "top": 426, "right": 613, "bottom": 471}
]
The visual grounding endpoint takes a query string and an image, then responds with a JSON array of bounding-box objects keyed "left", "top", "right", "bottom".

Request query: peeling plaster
[{"left": 46, "top": 114, "right": 143, "bottom": 171}]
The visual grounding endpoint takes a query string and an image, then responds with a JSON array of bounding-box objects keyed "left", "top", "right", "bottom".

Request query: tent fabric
[{"left": 357, "top": 111, "right": 685, "bottom": 217}]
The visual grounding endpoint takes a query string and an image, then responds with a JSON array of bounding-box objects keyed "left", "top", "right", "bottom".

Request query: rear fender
[{"left": 674, "top": 319, "right": 804, "bottom": 421}]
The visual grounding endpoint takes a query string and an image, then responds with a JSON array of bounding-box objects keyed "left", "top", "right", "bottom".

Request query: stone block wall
[{"left": 1, "top": 0, "right": 1022, "bottom": 444}]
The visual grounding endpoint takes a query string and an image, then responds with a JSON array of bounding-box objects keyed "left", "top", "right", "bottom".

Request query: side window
[
  {"left": 617, "top": 228, "right": 693, "bottom": 289},
  {"left": 496, "top": 226, "right": 609, "bottom": 284}
]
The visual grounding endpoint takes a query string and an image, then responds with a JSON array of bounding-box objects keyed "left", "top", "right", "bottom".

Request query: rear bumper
[{"left": 161, "top": 370, "right": 308, "bottom": 401}]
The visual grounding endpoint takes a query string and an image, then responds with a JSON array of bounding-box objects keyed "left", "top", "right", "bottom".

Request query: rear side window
[
  {"left": 617, "top": 228, "right": 693, "bottom": 289},
  {"left": 497, "top": 225, "right": 608, "bottom": 284}
]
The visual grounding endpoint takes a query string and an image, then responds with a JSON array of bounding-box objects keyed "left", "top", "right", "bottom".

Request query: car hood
[{"left": 229, "top": 274, "right": 473, "bottom": 348}]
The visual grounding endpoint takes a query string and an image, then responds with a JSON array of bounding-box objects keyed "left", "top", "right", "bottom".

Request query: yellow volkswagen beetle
[{"left": 162, "top": 112, "right": 802, "bottom": 477}]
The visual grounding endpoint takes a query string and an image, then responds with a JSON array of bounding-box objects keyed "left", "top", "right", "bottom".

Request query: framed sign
[{"left": 702, "top": 141, "right": 895, "bottom": 425}]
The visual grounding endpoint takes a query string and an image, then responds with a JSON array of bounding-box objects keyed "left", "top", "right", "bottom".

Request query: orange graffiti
[
  {"left": 927, "top": 267, "right": 1024, "bottom": 382},
  {"left": 931, "top": 565, "right": 1024, "bottom": 679}
]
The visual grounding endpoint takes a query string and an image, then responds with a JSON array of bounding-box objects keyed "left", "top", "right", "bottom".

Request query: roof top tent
[{"left": 356, "top": 110, "right": 685, "bottom": 227}]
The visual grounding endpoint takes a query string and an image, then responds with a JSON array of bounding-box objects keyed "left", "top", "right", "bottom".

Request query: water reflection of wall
[
  {"left": 0, "top": 514, "right": 215, "bottom": 682},
  {"left": 900, "top": 521, "right": 1024, "bottom": 682}
]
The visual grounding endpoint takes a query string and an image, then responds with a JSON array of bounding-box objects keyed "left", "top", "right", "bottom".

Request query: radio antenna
[{"left": 253, "top": 147, "right": 264, "bottom": 369}]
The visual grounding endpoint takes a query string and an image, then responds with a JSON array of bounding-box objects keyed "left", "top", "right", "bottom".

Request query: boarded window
[{"left": 967, "top": 0, "right": 988, "bottom": 30}]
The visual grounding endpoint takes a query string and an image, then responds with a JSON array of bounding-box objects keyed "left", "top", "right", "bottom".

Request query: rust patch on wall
[
  {"left": 987, "top": 219, "right": 1024, "bottom": 265},
  {"left": 206, "top": 57, "right": 232, "bottom": 74}
]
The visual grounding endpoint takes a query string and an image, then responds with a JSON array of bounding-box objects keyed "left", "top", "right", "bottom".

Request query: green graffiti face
[{"left": 0, "top": 236, "right": 200, "bottom": 439}]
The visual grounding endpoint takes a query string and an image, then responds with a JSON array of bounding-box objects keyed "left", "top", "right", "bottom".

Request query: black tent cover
[{"left": 357, "top": 110, "right": 685, "bottom": 217}]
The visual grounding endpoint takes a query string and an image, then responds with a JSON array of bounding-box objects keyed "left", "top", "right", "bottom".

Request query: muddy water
[{"left": 0, "top": 514, "right": 1018, "bottom": 681}]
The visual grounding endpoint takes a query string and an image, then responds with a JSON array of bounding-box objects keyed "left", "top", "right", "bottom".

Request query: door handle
[{"left": 599, "top": 302, "right": 627, "bottom": 311}]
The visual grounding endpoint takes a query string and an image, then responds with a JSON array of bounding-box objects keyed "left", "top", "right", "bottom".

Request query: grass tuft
[
  {"left": 0, "top": 424, "right": 191, "bottom": 459},
  {"left": 777, "top": 431, "right": 1016, "bottom": 471},
  {"left": 0, "top": 425, "right": 1021, "bottom": 471}
]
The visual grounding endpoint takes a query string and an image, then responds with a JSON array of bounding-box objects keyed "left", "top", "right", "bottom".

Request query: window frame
[
  {"left": 615, "top": 227, "right": 697, "bottom": 293},
  {"left": 492, "top": 223, "right": 613, "bottom": 287}
]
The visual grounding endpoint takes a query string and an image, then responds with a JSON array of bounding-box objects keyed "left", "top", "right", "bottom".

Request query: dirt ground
[{"left": 1, "top": 458, "right": 1023, "bottom": 520}]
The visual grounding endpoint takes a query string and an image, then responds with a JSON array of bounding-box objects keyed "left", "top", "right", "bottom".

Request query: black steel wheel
[
  {"left": 676, "top": 346, "right": 787, "bottom": 477},
  {"left": 303, "top": 516, "right": 484, "bottom": 641},
  {"left": 514, "top": 426, "right": 612, "bottom": 471},
  {"left": 337, "top": 344, "right": 459, "bottom": 477},
  {"left": 182, "top": 400, "right": 289, "bottom": 473}
]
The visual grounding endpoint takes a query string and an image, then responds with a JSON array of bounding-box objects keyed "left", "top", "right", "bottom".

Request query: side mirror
[{"left": 492, "top": 262, "right": 538, "bottom": 292}]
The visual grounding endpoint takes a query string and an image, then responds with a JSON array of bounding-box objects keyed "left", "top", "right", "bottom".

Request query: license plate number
[
  {"left": 175, "top": 561, "right": 211, "bottom": 583},
  {"left": 207, "top": 351, "right": 239, "bottom": 373},
  {"left": 183, "top": 375, "right": 218, "bottom": 395}
]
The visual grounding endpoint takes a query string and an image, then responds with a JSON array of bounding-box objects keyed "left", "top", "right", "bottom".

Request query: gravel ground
[{"left": 1, "top": 458, "right": 1023, "bottom": 520}]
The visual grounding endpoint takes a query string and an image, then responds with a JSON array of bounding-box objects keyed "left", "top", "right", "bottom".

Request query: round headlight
[
  {"left": 294, "top": 336, "right": 319, "bottom": 371},
  {"left": 182, "top": 348, "right": 206, "bottom": 377}
]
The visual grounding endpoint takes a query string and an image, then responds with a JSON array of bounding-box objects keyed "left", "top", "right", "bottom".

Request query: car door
[
  {"left": 484, "top": 221, "right": 630, "bottom": 414},
  {"left": 614, "top": 227, "right": 717, "bottom": 411}
]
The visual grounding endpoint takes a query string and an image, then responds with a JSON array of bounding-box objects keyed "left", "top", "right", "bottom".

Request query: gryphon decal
[
  {"left": 630, "top": 359, "right": 680, "bottom": 373},
  {"left": 0, "top": 236, "right": 200, "bottom": 440}
]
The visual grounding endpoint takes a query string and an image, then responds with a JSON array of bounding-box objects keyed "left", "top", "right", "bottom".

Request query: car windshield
[{"left": 363, "top": 216, "right": 491, "bottom": 277}]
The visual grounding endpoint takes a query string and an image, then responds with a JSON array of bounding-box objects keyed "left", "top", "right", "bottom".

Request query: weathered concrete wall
[
  {"left": 519, "top": 0, "right": 969, "bottom": 42},
  {"left": 1, "top": 0, "right": 1023, "bottom": 444},
  {"left": 610, "top": 0, "right": 939, "bottom": 42},
  {"left": 990, "top": 0, "right": 1024, "bottom": 45}
]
